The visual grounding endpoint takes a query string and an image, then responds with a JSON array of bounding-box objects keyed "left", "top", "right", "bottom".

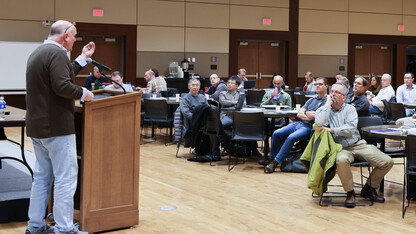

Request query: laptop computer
[
  {"left": 243, "top": 80, "right": 256, "bottom": 89},
  {"left": 235, "top": 93, "right": 246, "bottom": 111}
]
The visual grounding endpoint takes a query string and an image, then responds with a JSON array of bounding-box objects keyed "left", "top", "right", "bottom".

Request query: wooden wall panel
[
  {"left": 349, "top": 0, "right": 402, "bottom": 14},
  {"left": 299, "top": 10, "right": 348, "bottom": 33},
  {"left": 349, "top": 13, "right": 401, "bottom": 36},
  {"left": 230, "top": 5, "right": 289, "bottom": 31},
  {"left": 298, "top": 55, "right": 347, "bottom": 78},
  {"left": 299, "top": 0, "right": 348, "bottom": 11},
  {"left": 56, "top": 0, "right": 137, "bottom": 25},
  {"left": 0, "top": 20, "right": 49, "bottom": 42},
  {"left": 137, "top": 26, "right": 184, "bottom": 52},
  {"left": 299, "top": 32, "right": 348, "bottom": 55},
  {"left": 403, "top": 16, "right": 416, "bottom": 36},
  {"left": 185, "top": 28, "right": 229, "bottom": 53},
  {"left": 186, "top": 2, "right": 229, "bottom": 28},
  {"left": 230, "top": 0, "right": 289, "bottom": 7},
  {"left": 0, "top": 0, "right": 54, "bottom": 21},
  {"left": 404, "top": 0, "right": 416, "bottom": 15},
  {"left": 138, "top": 0, "right": 185, "bottom": 26}
]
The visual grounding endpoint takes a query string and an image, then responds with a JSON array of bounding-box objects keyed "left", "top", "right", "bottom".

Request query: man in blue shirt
[{"left": 262, "top": 77, "right": 329, "bottom": 173}]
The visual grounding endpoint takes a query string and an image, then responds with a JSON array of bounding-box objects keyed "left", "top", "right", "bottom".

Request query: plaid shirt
[{"left": 146, "top": 77, "right": 166, "bottom": 93}]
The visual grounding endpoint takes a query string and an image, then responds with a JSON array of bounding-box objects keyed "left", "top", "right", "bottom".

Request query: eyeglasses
[
  {"left": 315, "top": 83, "right": 325, "bottom": 86},
  {"left": 227, "top": 81, "right": 236, "bottom": 85},
  {"left": 331, "top": 90, "right": 345, "bottom": 96}
]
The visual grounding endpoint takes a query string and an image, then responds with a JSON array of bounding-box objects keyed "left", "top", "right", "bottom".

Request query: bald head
[{"left": 48, "top": 20, "right": 75, "bottom": 39}]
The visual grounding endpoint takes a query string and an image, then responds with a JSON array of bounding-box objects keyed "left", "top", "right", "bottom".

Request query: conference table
[{"left": 0, "top": 106, "right": 32, "bottom": 177}]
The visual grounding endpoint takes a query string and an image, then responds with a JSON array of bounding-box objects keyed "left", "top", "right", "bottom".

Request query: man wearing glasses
[
  {"left": 396, "top": 72, "right": 416, "bottom": 116},
  {"left": 315, "top": 83, "right": 393, "bottom": 208},
  {"left": 26, "top": 20, "right": 94, "bottom": 234},
  {"left": 262, "top": 77, "right": 328, "bottom": 173}
]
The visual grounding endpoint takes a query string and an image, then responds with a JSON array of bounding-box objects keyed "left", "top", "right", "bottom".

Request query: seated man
[
  {"left": 396, "top": 72, "right": 416, "bottom": 116},
  {"left": 368, "top": 73, "right": 395, "bottom": 115},
  {"left": 151, "top": 68, "right": 167, "bottom": 91},
  {"left": 136, "top": 70, "right": 167, "bottom": 93},
  {"left": 261, "top": 77, "right": 329, "bottom": 173},
  {"left": 83, "top": 66, "right": 106, "bottom": 91},
  {"left": 179, "top": 78, "right": 208, "bottom": 129},
  {"left": 219, "top": 76, "right": 241, "bottom": 129},
  {"left": 104, "top": 71, "right": 133, "bottom": 91},
  {"left": 219, "top": 76, "right": 260, "bottom": 156},
  {"left": 315, "top": 83, "right": 393, "bottom": 208},
  {"left": 261, "top": 75, "right": 291, "bottom": 106},
  {"left": 345, "top": 76, "right": 370, "bottom": 115},
  {"left": 205, "top": 74, "right": 227, "bottom": 101}
]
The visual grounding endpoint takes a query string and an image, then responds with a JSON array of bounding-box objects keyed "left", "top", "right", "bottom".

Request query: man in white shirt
[
  {"left": 368, "top": 73, "right": 395, "bottom": 115},
  {"left": 396, "top": 72, "right": 416, "bottom": 116}
]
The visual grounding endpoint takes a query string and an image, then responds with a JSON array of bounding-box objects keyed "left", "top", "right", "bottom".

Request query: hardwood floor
[{"left": 1, "top": 127, "right": 416, "bottom": 233}]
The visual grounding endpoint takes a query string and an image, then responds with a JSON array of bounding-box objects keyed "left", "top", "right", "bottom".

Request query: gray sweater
[{"left": 315, "top": 103, "right": 361, "bottom": 148}]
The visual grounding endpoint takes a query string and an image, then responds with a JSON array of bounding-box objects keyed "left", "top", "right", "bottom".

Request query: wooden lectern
[{"left": 74, "top": 90, "right": 141, "bottom": 232}]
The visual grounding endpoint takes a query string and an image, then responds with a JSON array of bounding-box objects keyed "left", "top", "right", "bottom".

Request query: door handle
[
  {"left": 255, "top": 73, "right": 258, "bottom": 80},
  {"left": 259, "top": 73, "right": 262, "bottom": 80}
]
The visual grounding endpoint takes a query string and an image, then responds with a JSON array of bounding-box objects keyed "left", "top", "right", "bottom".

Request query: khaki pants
[{"left": 336, "top": 139, "right": 394, "bottom": 192}]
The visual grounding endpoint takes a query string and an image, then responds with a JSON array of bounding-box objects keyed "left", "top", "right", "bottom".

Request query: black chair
[
  {"left": 229, "top": 111, "right": 266, "bottom": 171},
  {"left": 294, "top": 94, "right": 307, "bottom": 106},
  {"left": 403, "top": 134, "right": 416, "bottom": 218},
  {"left": 294, "top": 87, "right": 303, "bottom": 92},
  {"left": 160, "top": 88, "right": 178, "bottom": 97},
  {"left": 203, "top": 106, "right": 227, "bottom": 166},
  {"left": 245, "top": 89, "right": 265, "bottom": 107},
  {"left": 142, "top": 98, "right": 173, "bottom": 144},
  {"left": 389, "top": 102, "right": 406, "bottom": 121},
  {"left": 381, "top": 99, "right": 394, "bottom": 124}
]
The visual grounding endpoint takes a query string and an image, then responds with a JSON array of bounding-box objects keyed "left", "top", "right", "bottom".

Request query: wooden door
[
  {"left": 237, "top": 41, "right": 259, "bottom": 82},
  {"left": 258, "top": 42, "right": 282, "bottom": 88},
  {"left": 355, "top": 44, "right": 391, "bottom": 79},
  {"left": 71, "top": 35, "right": 123, "bottom": 86},
  {"left": 237, "top": 41, "right": 283, "bottom": 89}
]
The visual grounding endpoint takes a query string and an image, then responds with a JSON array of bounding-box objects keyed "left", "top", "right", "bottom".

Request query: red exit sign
[
  {"left": 93, "top": 9, "right": 104, "bottom": 17},
  {"left": 262, "top": 18, "right": 271, "bottom": 25}
]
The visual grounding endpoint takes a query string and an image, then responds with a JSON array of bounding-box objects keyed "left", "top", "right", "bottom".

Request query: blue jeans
[
  {"left": 369, "top": 105, "right": 383, "bottom": 115},
  {"left": 270, "top": 122, "right": 312, "bottom": 164},
  {"left": 221, "top": 115, "right": 233, "bottom": 129},
  {"left": 27, "top": 134, "right": 78, "bottom": 233}
]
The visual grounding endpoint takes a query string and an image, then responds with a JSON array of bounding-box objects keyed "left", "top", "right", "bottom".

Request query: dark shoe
[
  {"left": 360, "top": 183, "right": 385, "bottom": 203},
  {"left": 251, "top": 149, "right": 262, "bottom": 157},
  {"left": 345, "top": 190, "right": 356, "bottom": 208},
  {"left": 264, "top": 160, "right": 279, "bottom": 173},
  {"left": 258, "top": 157, "right": 273, "bottom": 166},
  {"left": 25, "top": 225, "right": 54, "bottom": 234}
]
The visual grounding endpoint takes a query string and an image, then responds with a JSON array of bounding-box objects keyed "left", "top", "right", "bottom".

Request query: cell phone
[{"left": 5, "top": 111, "right": 10, "bottom": 115}]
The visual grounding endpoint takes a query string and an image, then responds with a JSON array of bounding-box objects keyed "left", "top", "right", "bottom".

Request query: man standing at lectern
[{"left": 25, "top": 20, "right": 94, "bottom": 234}]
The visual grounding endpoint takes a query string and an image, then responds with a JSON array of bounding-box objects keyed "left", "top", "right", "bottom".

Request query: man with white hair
[{"left": 368, "top": 73, "right": 395, "bottom": 115}]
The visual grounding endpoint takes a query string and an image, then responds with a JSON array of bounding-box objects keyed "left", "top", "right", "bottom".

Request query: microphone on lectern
[{"left": 86, "top": 58, "right": 112, "bottom": 71}]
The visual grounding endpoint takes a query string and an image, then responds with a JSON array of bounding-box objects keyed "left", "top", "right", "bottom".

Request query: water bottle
[
  {"left": 273, "top": 88, "right": 279, "bottom": 100},
  {"left": 0, "top": 96, "right": 6, "bottom": 120}
]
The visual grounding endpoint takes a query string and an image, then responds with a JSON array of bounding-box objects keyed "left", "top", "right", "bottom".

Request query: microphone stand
[{"left": 98, "top": 69, "right": 126, "bottom": 94}]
